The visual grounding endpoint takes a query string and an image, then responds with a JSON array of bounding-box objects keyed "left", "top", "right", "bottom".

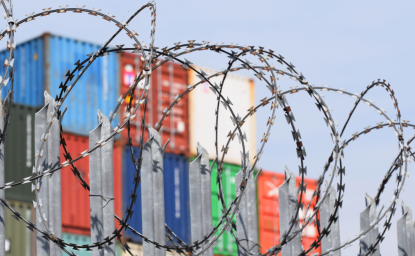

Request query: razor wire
[{"left": 0, "top": 1, "right": 411, "bottom": 256}]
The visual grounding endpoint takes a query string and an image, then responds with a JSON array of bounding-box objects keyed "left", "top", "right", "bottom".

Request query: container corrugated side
[
  {"left": 4, "top": 104, "right": 39, "bottom": 202},
  {"left": 47, "top": 34, "right": 119, "bottom": 136},
  {"left": 209, "top": 160, "right": 239, "bottom": 256},
  {"left": 62, "top": 233, "right": 122, "bottom": 255},
  {"left": 188, "top": 65, "right": 255, "bottom": 165},
  {"left": 0, "top": 37, "right": 44, "bottom": 106},
  {"left": 122, "top": 146, "right": 190, "bottom": 244},
  {"left": 119, "top": 53, "right": 189, "bottom": 155},
  {"left": 257, "top": 171, "right": 320, "bottom": 255},
  {"left": 60, "top": 133, "right": 122, "bottom": 235},
  {"left": 5, "top": 201, "right": 35, "bottom": 256}
]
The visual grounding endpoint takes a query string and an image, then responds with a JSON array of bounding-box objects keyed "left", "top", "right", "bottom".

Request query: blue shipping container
[
  {"left": 0, "top": 33, "right": 119, "bottom": 135},
  {"left": 122, "top": 146, "right": 191, "bottom": 244},
  {"left": 0, "top": 37, "right": 44, "bottom": 106}
]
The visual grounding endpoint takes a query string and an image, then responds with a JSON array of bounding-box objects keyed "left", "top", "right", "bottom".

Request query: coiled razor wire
[{"left": 0, "top": 1, "right": 411, "bottom": 256}]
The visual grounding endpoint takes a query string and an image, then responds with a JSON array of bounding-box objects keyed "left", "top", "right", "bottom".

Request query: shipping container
[
  {"left": 60, "top": 132, "right": 122, "bottom": 235},
  {"left": 122, "top": 146, "right": 190, "bottom": 244},
  {"left": 257, "top": 171, "right": 321, "bottom": 255},
  {"left": 120, "top": 242, "right": 180, "bottom": 256},
  {"left": 4, "top": 104, "right": 39, "bottom": 202},
  {"left": 5, "top": 200, "right": 35, "bottom": 256},
  {"left": 119, "top": 53, "right": 189, "bottom": 155},
  {"left": 188, "top": 65, "right": 255, "bottom": 165},
  {"left": 62, "top": 233, "right": 122, "bottom": 255},
  {"left": 209, "top": 160, "right": 239, "bottom": 256},
  {"left": 0, "top": 38, "right": 44, "bottom": 106},
  {"left": 0, "top": 33, "right": 119, "bottom": 135}
]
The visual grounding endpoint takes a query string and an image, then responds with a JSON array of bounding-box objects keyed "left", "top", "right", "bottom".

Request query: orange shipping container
[
  {"left": 119, "top": 53, "right": 189, "bottom": 155},
  {"left": 257, "top": 171, "right": 321, "bottom": 255},
  {"left": 60, "top": 132, "right": 122, "bottom": 235}
]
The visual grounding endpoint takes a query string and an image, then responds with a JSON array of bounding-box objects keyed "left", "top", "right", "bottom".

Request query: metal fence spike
[
  {"left": 189, "top": 143, "right": 213, "bottom": 256},
  {"left": 279, "top": 167, "right": 302, "bottom": 256},
  {"left": 360, "top": 196, "right": 380, "bottom": 256},
  {"left": 321, "top": 187, "right": 341, "bottom": 256}
]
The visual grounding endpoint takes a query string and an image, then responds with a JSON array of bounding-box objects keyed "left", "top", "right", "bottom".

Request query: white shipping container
[{"left": 188, "top": 65, "right": 256, "bottom": 165}]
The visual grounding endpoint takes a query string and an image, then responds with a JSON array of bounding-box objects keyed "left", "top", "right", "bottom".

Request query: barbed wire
[{"left": 0, "top": 1, "right": 411, "bottom": 256}]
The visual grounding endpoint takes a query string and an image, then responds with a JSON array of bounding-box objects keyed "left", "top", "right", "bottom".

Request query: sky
[{"left": 6, "top": 0, "right": 415, "bottom": 255}]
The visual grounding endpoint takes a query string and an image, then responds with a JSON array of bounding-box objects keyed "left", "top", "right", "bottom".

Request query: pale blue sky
[{"left": 8, "top": 0, "right": 415, "bottom": 254}]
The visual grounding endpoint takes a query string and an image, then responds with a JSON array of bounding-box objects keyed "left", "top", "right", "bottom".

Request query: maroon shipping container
[
  {"left": 119, "top": 53, "right": 189, "bottom": 155},
  {"left": 60, "top": 132, "right": 123, "bottom": 235},
  {"left": 257, "top": 171, "right": 321, "bottom": 255}
]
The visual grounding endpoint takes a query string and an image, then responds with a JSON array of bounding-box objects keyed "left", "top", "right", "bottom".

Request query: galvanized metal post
[
  {"left": 279, "top": 167, "right": 302, "bottom": 256},
  {"left": 35, "top": 93, "right": 50, "bottom": 256},
  {"left": 89, "top": 116, "right": 104, "bottom": 256},
  {"left": 397, "top": 202, "right": 415, "bottom": 256},
  {"left": 235, "top": 170, "right": 248, "bottom": 256},
  {"left": 320, "top": 186, "right": 341, "bottom": 256},
  {"left": 89, "top": 110, "right": 116, "bottom": 256},
  {"left": 359, "top": 196, "right": 380, "bottom": 256},
  {"left": 142, "top": 126, "right": 166, "bottom": 256},
  {"left": 100, "top": 111, "right": 116, "bottom": 256},
  {"left": 189, "top": 143, "right": 213, "bottom": 256},
  {"left": 141, "top": 136, "right": 155, "bottom": 256},
  {"left": 235, "top": 162, "right": 258, "bottom": 256},
  {"left": 45, "top": 92, "right": 62, "bottom": 256},
  {"left": 0, "top": 89, "right": 5, "bottom": 256}
]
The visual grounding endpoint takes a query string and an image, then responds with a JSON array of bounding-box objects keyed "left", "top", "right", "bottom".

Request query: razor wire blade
[{"left": 0, "top": 1, "right": 412, "bottom": 256}]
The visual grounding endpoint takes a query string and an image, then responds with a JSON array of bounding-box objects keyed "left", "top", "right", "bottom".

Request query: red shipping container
[
  {"left": 257, "top": 171, "right": 321, "bottom": 255},
  {"left": 119, "top": 53, "right": 189, "bottom": 155},
  {"left": 60, "top": 132, "right": 123, "bottom": 235}
]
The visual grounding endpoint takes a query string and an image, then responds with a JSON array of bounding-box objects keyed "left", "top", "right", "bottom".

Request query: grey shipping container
[
  {"left": 0, "top": 33, "right": 119, "bottom": 135},
  {"left": 4, "top": 104, "right": 39, "bottom": 202},
  {"left": 122, "top": 146, "right": 191, "bottom": 244},
  {"left": 5, "top": 200, "right": 35, "bottom": 256}
]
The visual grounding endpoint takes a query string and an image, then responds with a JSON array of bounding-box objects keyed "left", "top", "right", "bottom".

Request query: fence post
[
  {"left": 141, "top": 126, "right": 166, "bottom": 256},
  {"left": 320, "top": 186, "right": 341, "bottom": 256},
  {"left": 89, "top": 110, "right": 116, "bottom": 256},
  {"left": 359, "top": 196, "right": 380, "bottom": 256},
  {"left": 189, "top": 143, "right": 213, "bottom": 256},
  {"left": 35, "top": 91, "right": 62, "bottom": 256},
  {"left": 397, "top": 202, "right": 415, "bottom": 256},
  {"left": 0, "top": 89, "right": 5, "bottom": 256},
  {"left": 279, "top": 166, "right": 302, "bottom": 256},
  {"left": 235, "top": 162, "right": 258, "bottom": 256}
]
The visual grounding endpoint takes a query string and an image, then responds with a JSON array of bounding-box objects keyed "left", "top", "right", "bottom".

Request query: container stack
[
  {"left": 188, "top": 66, "right": 255, "bottom": 256},
  {"left": 120, "top": 53, "right": 191, "bottom": 251},
  {"left": 0, "top": 33, "right": 323, "bottom": 256},
  {"left": 0, "top": 33, "right": 123, "bottom": 255}
]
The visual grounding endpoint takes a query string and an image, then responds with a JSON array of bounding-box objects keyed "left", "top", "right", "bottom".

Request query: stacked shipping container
[
  {"left": 120, "top": 52, "right": 192, "bottom": 248},
  {"left": 60, "top": 133, "right": 123, "bottom": 235},
  {"left": 0, "top": 33, "right": 119, "bottom": 135},
  {"left": 0, "top": 33, "right": 322, "bottom": 256},
  {"left": 188, "top": 65, "right": 256, "bottom": 165},
  {"left": 0, "top": 34, "right": 122, "bottom": 255},
  {"left": 257, "top": 171, "right": 321, "bottom": 255},
  {"left": 4, "top": 104, "right": 38, "bottom": 202},
  {"left": 122, "top": 147, "right": 191, "bottom": 244},
  {"left": 119, "top": 53, "right": 189, "bottom": 154}
]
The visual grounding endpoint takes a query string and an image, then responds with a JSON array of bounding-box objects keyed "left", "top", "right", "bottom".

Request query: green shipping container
[
  {"left": 5, "top": 201, "right": 35, "bottom": 256},
  {"left": 62, "top": 233, "right": 123, "bottom": 256},
  {"left": 190, "top": 158, "right": 240, "bottom": 256},
  {"left": 4, "top": 104, "right": 39, "bottom": 202}
]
